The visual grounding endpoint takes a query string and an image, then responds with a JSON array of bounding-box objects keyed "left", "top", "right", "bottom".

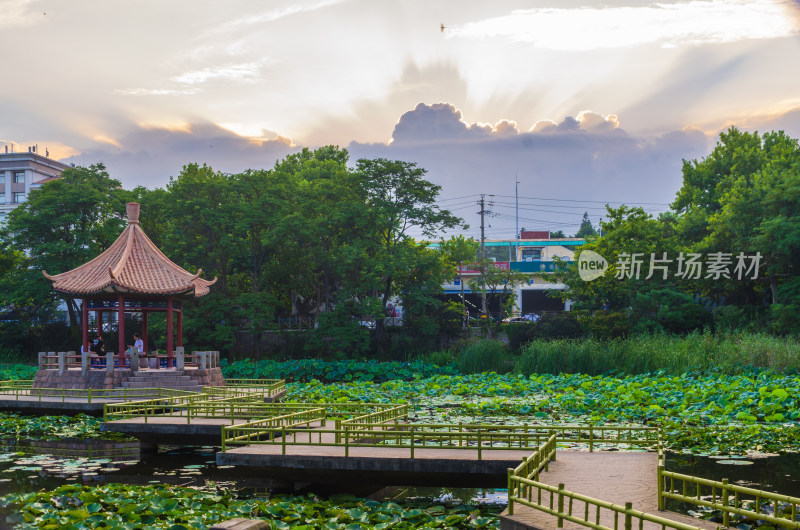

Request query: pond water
[{"left": 0, "top": 438, "right": 797, "bottom": 503}]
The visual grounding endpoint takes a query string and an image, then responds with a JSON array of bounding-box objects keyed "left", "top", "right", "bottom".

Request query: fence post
[
  {"left": 175, "top": 347, "right": 185, "bottom": 370},
  {"left": 282, "top": 426, "right": 286, "bottom": 455},
  {"left": 624, "top": 502, "right": 633, "bottom": 530},
  {"left": 589, "top": 425, "right": 594, "bottom": 452},
  {"left": 657, "top": 464, "right": 665, "bottom": 510},
  {"left": 345, "top": 425, "right": 349, "bottom": 458},
  {"left": 507, "top": 468, "right": 515, "bottom": 515},
  {"left": 58, "top": 352, "right": 66, "bottom": 375},
  {"left": 81, "top": 351, "right": 89, "bottom": 375},
  {"left": 38, "top": 352, "right": 45, "bottom": 368},
  {"left": 131, "top": 350, "right": 139, "bottom": 373},
  {"left": 557, "top": 483, "right": 565, "bottom": 528},
  {"left": 477, "top": 430, "right": 482, "bottom": 461},
  {"left": 105, "top": 352, "right": 114, "bottom": 373},
  {"left": 199, "top": 351, "right": 207, "bottom": 373},
  {"left": 721, "top": 478, "right": 730, "bottom": 527},
  {"left": 410, "top": 426, "right": 415, "bottom": 459}
]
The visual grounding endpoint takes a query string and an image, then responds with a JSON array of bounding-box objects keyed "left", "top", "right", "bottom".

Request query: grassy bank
[{"left": 515, "top": 332, "right": 800, "bottom": 376}]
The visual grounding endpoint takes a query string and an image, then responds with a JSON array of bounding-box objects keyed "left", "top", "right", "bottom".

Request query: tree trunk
[
  {"left": 66, "top": 298, "right": 78, "bottom": 329},
  {"left": 770, "top": 276, "right": 778, "bottom": 305}
]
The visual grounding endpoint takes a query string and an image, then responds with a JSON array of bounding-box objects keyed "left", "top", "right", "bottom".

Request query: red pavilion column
[
  {"left": 167, "top": 298, "right": 174, "bottom": 367},
  {"left": 95, "top": 310, "right": 102, "bottom": 338},
  {"left": 177, "top": 306, "right": 183, "bottom": 347},
  {"left": 142, "top": 312, "right": 148, "bottom": 354},
  {"left": 82, "top": 299, "right": 89, "bottom": 353},
  {"left": 118, "top": 295, "right": 125, "bottom": 365}
]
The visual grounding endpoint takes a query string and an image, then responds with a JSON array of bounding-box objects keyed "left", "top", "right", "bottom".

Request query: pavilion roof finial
[{"left": 126, "top": 202, "right": 140, "bottom": 224}]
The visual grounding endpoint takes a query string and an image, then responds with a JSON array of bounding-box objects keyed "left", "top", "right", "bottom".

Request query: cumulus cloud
[
  {"left": 391, "top": 103, "right": 519, "bottom": 145},
  {"left": 62, "top": 122, "right": 296, "bottom": 189},
  {"left": 350, "top": 103, "right": 712, "bottom": 235}
]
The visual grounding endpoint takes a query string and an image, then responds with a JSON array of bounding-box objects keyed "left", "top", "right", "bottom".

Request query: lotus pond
[{"left": 0, "top": 369, "right": 799, "bottom": 529}]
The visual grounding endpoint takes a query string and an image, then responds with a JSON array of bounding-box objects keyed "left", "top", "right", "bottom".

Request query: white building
[
  {"left": 437, "top": 236, "right": 585, "bottom": 315},
  {"left": 0, "top": 147, "right": 70, "bottom": 224}
]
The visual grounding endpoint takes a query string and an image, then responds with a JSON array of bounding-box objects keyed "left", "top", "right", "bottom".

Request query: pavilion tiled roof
[{"left": 43, "top": 203, "right": 216, "bottom": 298}]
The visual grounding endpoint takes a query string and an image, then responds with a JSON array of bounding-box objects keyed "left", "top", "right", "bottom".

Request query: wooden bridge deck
[{"left": 499, "top": 452, "right": 720, "bottom": 530}]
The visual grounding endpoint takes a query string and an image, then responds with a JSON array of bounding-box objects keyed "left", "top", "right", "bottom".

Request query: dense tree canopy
[
  {"left": 0, "top": 148, "right": 464, "bottom": 357},
  {"left": 559, "top": 128, "right": 800, "bottom": 334}
]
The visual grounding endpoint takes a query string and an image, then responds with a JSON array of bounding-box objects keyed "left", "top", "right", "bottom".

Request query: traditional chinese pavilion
[{"left": 43, "top": 202, "right": 216, "bottom": 368}]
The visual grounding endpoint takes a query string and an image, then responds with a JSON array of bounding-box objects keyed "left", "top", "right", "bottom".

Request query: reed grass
[
  {"left": 515, "top": 331, "right": 800, "bottom": 376},
  {"left": 457, "top": 339, "right": 512, "bottom": 374}
]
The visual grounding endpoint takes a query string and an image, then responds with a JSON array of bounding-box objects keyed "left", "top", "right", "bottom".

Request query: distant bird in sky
[{"left": 440, "top": 23, "right": 445, "bottom": 32}]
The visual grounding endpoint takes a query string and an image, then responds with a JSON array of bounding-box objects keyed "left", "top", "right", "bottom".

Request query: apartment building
[
  {"left": 0, "top": 147, "right": 70, "bottom": 223},
  {"left": 437, "top": 234, "right": 585, "bottom": 315}
]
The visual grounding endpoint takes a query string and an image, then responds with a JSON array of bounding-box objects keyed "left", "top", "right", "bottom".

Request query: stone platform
[{"left": 32, "top": 366, "right": 225, "bottom": 390}]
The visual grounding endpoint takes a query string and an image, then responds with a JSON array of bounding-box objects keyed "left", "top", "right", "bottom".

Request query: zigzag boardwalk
[{"left": 500, "top": 451, "right": 719, "bottom": 530}]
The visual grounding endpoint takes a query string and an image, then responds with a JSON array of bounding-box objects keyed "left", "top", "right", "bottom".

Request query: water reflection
[
  {"left": 667, "top": 453, "right": 800, "bottom": 497},
  {"left": 0, "top": 438, "right": 797, "bottom": 504}
]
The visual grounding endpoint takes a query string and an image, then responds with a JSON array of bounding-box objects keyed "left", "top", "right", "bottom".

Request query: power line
[
  {"left": 490, "top": 199, "right": 665, "bottom": 212},
  {"left": 437, "top": 193, "right": 481, "bottom": 203},
  {"left": 492, "top": 194, "right": 670, "bottom": 206}
]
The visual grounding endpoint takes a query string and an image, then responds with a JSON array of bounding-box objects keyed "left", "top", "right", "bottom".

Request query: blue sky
[{"left": 2, "top": 0, "right": 799, "bottom": 237}]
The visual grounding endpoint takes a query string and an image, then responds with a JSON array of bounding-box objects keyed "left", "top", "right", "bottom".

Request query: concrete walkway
[{"left": 500, "top": 452, "right": 721, "bottom": 530}]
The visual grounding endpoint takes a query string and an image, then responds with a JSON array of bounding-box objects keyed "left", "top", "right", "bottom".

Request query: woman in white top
[{"left": 133, "top": 333, "right": 144, "bottom": 353}]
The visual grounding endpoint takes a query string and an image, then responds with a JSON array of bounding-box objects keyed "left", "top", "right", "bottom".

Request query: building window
[
  {"left": 0, "top": 173, "right": 4, "bottom": 184},
  {"left": 521, "top": 247, "right": 543, "bottom": 261},
  {"left": 0, "top": 193, "right": 5, "bottom": 203},
  {"left": 13, "top": 172, "right": 24, "bottom": 183},
  {"left": 13, "top": 192, "right": 25, "bottom": 203}
]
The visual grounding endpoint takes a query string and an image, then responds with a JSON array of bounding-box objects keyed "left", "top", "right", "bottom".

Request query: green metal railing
[
  {"left": 507, "top": 432, "right": 705, "bottom": 530},
  {"left": 510, "top": 475, "right": 704, "bottom": 530},
  {"left": 220, "top": 422, "right": 662, "bottom": 456},
  {"left": 0, "top": 380, "right": 34, "bottom": 389},
  {"left": 507, "top": 432, "right": 557, "bottom": 514},
  {"left": 103, "top": 391, "right": 215, "bottom": 421},
  {"left": 220, "top": 379, "right": 285, "bottom": 398},
  {"left": 221, "top": 408, "right": 327, "bottom": 452},
  {"left": 660, "top": 468, "right": 800, "bottom": 528},
  {"left": 0, "top": 385, "right": 198, "bottom": 404},
  {"left": 104, "top": 397, "right": 401, "bottom": 424},
  {"left": 221, "top": 421, "right": 610, "bottom": 459}
]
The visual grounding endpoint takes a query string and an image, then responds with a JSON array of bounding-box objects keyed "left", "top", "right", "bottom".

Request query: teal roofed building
[{"left": 432, "top": 233, "right": 585, "bottom": 317}]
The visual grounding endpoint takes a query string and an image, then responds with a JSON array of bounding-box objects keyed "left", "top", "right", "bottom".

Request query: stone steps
[{"left": 120, "top": 371, "right": 202, "bottom": 392}]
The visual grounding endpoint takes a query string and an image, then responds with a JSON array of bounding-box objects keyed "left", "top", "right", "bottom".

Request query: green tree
[
  {"left": 441, "top": 235, "right": 479, "bottom": 326},
  {"left": 0, "top": 164, "right": 127, "bottom": 328},
  {"left": 575, "top": 212, "right": 597, "bottom": 238},
  {"left": 354, "top": 158, "right": 463, "bottom": 335},
  {"left": 468, "top": 260, "right": 529, "bottom": 338}
]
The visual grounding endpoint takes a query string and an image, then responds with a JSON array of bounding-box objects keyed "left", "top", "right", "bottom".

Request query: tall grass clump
[
  {"left": 515, "top": 331, "right": 800, "bottom": 376},
  {"left": 457, "top": 339, "right": 511, "bottom": 374}
]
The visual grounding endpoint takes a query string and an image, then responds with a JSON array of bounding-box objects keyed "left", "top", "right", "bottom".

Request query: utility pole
[
  {"left": 479, "top": 194, "right": 488, "bottom": 319},
  {"left": 515, "top": 176, "right": 520, "bottom": 262}
]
